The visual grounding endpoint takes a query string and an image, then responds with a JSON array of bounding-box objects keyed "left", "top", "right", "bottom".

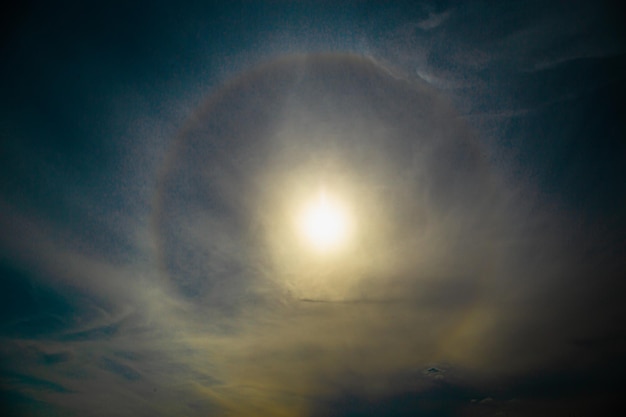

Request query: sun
[{"left": 297, "top": 189, "right": 351, "bottom": 252}]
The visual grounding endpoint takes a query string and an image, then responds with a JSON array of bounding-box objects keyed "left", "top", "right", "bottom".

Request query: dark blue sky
[{"left": 1, "top": 1, "right": 625, "bottom": 416}]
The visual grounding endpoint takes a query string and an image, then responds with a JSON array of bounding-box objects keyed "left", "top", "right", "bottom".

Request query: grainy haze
[{"left": 1, "top": 1, "right": 625, "bottom": 416}]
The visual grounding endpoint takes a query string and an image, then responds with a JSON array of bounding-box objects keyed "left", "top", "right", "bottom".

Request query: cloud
[
  {"left": 99, "top": 357, "right": 142, "bottom": 381},
  {"left": 2, "top": 0, "right": 624, "bottom": 410},
  {"left": 415, "top": 10, "right": 452, "bottom": 31},
  {"left": 130, "top": 53, "right": 601, "bottom": 416},
  {"left": 2, "top": 50, "right": 613, "bottom": 417}
]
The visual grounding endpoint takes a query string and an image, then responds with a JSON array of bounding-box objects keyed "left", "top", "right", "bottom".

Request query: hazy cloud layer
[{"left": 1, "top": 1, "right": 625, "bottom": 416}]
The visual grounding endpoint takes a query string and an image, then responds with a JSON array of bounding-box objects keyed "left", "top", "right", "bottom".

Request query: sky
[{"left": 1, "top": 1, "right": 625, "bottom": 416}]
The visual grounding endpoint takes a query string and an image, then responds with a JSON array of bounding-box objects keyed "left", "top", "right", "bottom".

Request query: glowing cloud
[{"left": 297, "top": 188, "right": 351, "bottom": 253}]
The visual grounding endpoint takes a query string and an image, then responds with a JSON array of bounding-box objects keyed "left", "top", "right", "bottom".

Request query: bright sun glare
[{"left": 298, "top": 189, "right": 351, "bottom": 252}]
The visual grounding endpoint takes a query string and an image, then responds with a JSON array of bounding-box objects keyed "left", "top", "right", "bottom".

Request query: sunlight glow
[{"left": 298, "top": 189, "right": 351, "bottom": 252}]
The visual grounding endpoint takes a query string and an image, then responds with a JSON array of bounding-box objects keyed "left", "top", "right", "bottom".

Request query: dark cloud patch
[
  {"left": 0, "top": 388, "right": 63, "bottom": 417},
  {"left": 112, "top": 350, "right": 142, "bottom": 361},
  {"left": 0, "top": 261, "right": 77, "bottom": 338},
  {"left": 39, "top": 351, "right": 72, "bottom": 366},
  {"left": 311, "top": 379, "right": 481, "bottom": 417},
  {"left": 1, "top": 371, "right": 71, "bottom": 394},
  {"left": 425, "top": 367, "right": 442, "bottom": 375},
  {"left": 99, "top": 356, "right": 141, "bottom": 381},
  {"left": 57, "top": 322, "right": 120, "bottom": 342},
  {"left": 506, "top": 366, "right": 626, "bottom": 403}
]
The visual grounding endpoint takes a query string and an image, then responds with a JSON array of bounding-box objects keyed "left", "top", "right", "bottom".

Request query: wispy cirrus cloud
[{"left": 1, "top": 2, "right": 625, "bottom": 416}]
